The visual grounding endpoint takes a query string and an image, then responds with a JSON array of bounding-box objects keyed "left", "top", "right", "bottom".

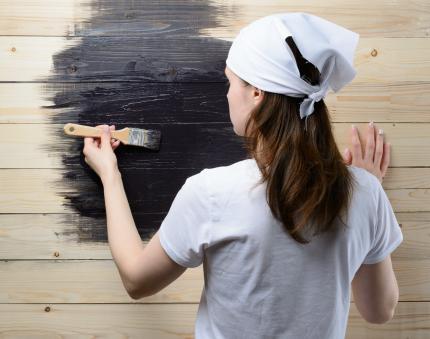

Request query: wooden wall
[{"left": 1, "top": 0, "right": 429, "bottom": 337}]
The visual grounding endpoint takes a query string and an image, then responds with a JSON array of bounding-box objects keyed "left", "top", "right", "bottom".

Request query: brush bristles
[{"left": 128, "top": 128, "right": 161, "bottom": 150}]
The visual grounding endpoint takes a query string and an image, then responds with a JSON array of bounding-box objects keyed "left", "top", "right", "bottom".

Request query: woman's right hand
[{"left": 342, "top": 121, "right": 391, "bottom": 183}]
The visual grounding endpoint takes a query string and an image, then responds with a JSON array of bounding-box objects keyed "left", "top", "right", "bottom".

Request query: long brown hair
[{"left": 241, "top": 36, "right": 357, "bottom": 244}]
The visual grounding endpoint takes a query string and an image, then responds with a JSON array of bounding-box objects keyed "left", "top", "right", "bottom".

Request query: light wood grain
[
  {"left": 0, "top": 0, "right": 428, "bottom": 38},
  {"left": 0, "top": 260, "right": 203, "bottom": 304},
  {"left": 0, "top": 302, "right": 428, "bottom": 339},
  {"left": 0, "top": 303, "right": 199, "bottom": 339},
  {"left": 0, "top": 0, "right": 93, "bottom": 36}
]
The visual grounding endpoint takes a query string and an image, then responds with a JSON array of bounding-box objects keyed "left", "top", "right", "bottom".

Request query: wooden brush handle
[{"left": 63, "top": 123, "right": 128, "bottom": 142}]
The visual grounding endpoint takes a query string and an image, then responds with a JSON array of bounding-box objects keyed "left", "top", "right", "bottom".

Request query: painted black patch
[{"left": 40, "top": 1, "right": 250, "bottom": 243}]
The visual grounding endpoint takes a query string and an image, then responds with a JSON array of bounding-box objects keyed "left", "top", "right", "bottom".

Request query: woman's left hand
[{"left": 83, "top": 124, "right": 121, "bottom": 182}]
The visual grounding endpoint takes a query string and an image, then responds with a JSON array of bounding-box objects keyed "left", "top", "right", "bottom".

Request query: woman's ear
[{"left": 253, "top": 87, "right": 264, "bottom": 105}]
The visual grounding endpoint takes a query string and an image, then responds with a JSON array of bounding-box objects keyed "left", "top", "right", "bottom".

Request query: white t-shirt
[{"left": 159, "top": 158, "right": 403, "bottom": 339}]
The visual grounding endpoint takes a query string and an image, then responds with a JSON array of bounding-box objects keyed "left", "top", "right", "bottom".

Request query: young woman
[{"left": 83, "top": 12, "right": 403, "bottom": 339}]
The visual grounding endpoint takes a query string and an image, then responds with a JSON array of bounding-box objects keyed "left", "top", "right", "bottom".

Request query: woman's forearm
[{"left": 102, "top": 170, "right": 143, "bottom": 284}]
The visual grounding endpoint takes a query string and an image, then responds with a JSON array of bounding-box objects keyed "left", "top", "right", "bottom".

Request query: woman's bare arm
[{"left": 343, "top": 121, "right": 399, "bottom": 323}]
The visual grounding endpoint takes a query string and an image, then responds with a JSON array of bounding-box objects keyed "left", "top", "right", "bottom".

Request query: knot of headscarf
[{"left": 300, "top": 81, "right": 330, "bottom": 119}]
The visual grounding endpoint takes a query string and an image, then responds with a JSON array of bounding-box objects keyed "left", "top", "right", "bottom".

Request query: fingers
[
  {"left": 374, "top": 124, "right": 384, "bottom": 170},
  {"left": 84, "top": 136, "right": 94, "bottom": 146},
  {"left": 112, "top": 140, "right": 120, "bottom": 151},
  {"left": 364, "top": 121, "right": 375, "bottom": 164},
  {"left": 346, "top": 122, "right": 391, "bottom": 183},
  {"left": 109, "top": 125, "right": 121, "bottom": 150},
  {"left": 94, "top": 124, "right": 117, "bottom": 148},
  {"left": 342, "top": 147, "right": 352, "bottom": 165},
  {"left": 85, "top": 124, "right": 119, "bottom": 150},
  {"left": 380, "top": 142, "right": 391, "bottom": 180},
  {"left": 109, "top": 125, "right": 115, "bottom": 146},
  {"left": 350, "top": 125, "right": 363, "bottom": 166},
  {"left": 95, "top": 124, "right": 109, "bottom": 133},
  {"left": 83, "top": 136, "right": 96, "bottom": 155},
  {"left": 98, "top": 125, "right": 111, "bottom": 148},
  {"left": 111, "top": 138, "right": 120, "bottom": 149}
]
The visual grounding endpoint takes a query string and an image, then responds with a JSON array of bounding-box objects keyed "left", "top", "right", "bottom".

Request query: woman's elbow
[{"left": 125, "top": 284, "right": 153, "bottom": 300}]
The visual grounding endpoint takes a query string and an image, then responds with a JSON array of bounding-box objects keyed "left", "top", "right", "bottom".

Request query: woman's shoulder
[
  {"left": 347, "top": 164, "right": 380, "bottom": 184},
  {"left": 194, "top": 158, "right": 254, "bottom": 180},
  {"left": 186, "top": 159, "right": 255, "bottom": 196},
  {"left": 183, "top": 159, "right": 254, "bottom": 221},
  {"left": 347, "top": 164, "right": 383, "bottom": 202}
]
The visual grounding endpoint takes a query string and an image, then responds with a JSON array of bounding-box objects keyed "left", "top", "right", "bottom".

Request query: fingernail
[
  {"left": 369, "top": 121, "right": 374, "bottom": 127},
  {"left": 351, "top": 124, "right": 355, "bottom": 130},
  {"left": 378, "top": 128, "right": 384, "bottom": 135}
]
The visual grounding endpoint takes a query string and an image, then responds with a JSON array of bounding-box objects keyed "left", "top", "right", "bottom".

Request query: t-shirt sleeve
[
  {"left": 158, "top": 170, "right": 213, "bottom": 268},
  {"left": 363, "top": 179, "right": 404, "bottom": 264}
]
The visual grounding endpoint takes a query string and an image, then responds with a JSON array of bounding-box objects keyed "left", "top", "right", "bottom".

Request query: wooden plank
[
  {"left": 0, "top": 302, "right": 429, "bottom": 339},
  {"left": 0, "top": 168, "right": 429, "bottom": 214},
  {"left": 0, "top": 212, "right": 426, "bottom": 260},
  {"left": 0, "top": 213, "right": 115, "bottom": 259},
  {"left": 1, "top": 82, "right": 430, "bottom": 124},
  {"left": 0, "top": 168, "right": 215, "bottom": 215},
  {"left": 381, "top": 169, "right": 430, "bottom": 189},
  {"left": 0, "top": 301, "right": 425, "bottom": 339},
  {"left": 1, "top": 166, "right": 430, "bottom": 213},
  {"left": 0, "top": 122, "right": 247, "bottom": 169},
  {"left": 0, "top": 0, "right": 93, "bottom": 37},
  {"left": 0, "top": 0, "right": 428, "bottom": 38},
  {"left": 1, "top": 123, "right": 429, "bottom": 168},
  {"left": 0, "top": 303, "right": 199, "bottom": 339},
  {"left": 1, "top": 37, "right": 430, "bottom": 82},
  {"left": 0, "top": 260, "right": 203, "bottom": 303},
  {"left": 0, "top": 257, "right": 427, "bottom": 303},
  {"left": 0, "top": 82, "right": 231, "bottom": 124},
  {"left": 0, "top": 36, "right": 229, "bottom": 82}
]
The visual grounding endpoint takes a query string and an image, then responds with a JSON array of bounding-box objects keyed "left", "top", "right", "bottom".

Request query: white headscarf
[{"left": 226, "top": 12, "right": 360, "bottom": 130}]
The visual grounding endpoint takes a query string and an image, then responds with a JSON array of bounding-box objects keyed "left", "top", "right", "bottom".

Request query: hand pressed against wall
[{"left": 343, "top": 122, "right": 390, "bottom": 183}]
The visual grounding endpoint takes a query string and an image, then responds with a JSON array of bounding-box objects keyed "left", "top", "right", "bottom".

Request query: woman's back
[{"left": 159, "top": 158, "right": 403, "bottom": 338}]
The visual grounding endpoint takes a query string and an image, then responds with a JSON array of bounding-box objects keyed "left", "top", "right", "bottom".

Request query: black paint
[
  {"left": 41, "top": 1, "right": 250, "bottom": 243},
  {"left": 49, "top": 36, "right": 228, "bottom": 82}
]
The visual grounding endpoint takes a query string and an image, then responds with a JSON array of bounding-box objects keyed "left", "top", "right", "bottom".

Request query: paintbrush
[{"left": 63, "top": 123, "right": 161, "bottom": 151}]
